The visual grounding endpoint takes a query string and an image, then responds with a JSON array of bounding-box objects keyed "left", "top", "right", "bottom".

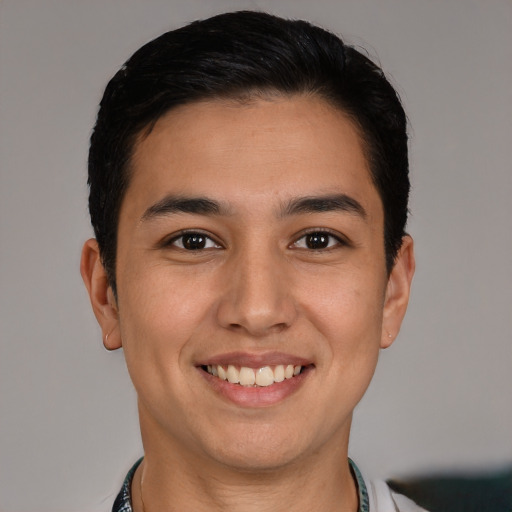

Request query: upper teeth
[{"left": 206, "top": 364, "right": 302, "bottom": 387}]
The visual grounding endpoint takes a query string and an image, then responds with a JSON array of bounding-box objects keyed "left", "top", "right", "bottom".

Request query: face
[{"left": 82, "top": 95, "right": 414, "bottom": 472}]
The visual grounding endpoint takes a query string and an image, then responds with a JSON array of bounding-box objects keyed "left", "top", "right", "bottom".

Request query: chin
[
  {"left": 212, "top": 446, "right": 301, "bottom": 473},
  {"left": 200, "top": 425, "right": 317, "bottom": 473}
]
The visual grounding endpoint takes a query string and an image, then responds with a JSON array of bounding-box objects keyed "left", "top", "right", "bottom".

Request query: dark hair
[{"left": 88, "top": 10, "right": 409, "bottom": 296}]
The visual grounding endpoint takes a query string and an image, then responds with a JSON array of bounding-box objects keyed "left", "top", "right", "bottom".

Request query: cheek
[
  {"left": 296, "top": 264, "right": 385, "bottom": 373},
  {"left": 116, "top": 266, "right": 214, "bottom": 377},
  {"left": 299, "top": 263, "right": 385, "bottom": 332},
  {"left": 115, "top": 269, "right": 220, "bottom": 432}
]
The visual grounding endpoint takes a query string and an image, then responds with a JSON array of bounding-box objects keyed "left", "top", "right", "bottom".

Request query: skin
[{"left": 81, "top": 95, "right": 414, "bottom": 512}]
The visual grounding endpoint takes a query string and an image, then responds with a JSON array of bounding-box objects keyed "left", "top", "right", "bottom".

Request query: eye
[
  {"left": 169, "top": 232, "right": 221, "bottom": 250},
  {"left": 292, "top": 231, "right": 344, "bottom": 250}
]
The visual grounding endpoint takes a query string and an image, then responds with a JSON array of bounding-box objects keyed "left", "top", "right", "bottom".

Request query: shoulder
[
  {"left": 350, "top": 459, "right": 430, "bottom": 512},
  {"left": 367, "top": 479, "right": 430, "bottom": 512}
]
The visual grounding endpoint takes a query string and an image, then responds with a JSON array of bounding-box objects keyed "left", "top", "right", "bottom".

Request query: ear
[
  {"left": 80, "top": 238, "right": 122, "bottom": 350},
  {"left": 380, "top": 235, "right": 415, "bottom": 349}
]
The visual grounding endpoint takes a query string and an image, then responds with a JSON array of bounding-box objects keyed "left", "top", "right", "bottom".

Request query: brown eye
[
  {"left": 305, "top": 232, "right": 329, "bottom": 249},
  {"left": 293, "top": 231, "right": 343, "bottom": 250},
  {"left": 171, "top": 232, "right": 220, "bottom": 250}
]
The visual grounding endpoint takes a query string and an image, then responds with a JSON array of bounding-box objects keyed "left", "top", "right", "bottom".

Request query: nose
[{"left": 216, "top": 245, "right": 298, "bottom": 337}]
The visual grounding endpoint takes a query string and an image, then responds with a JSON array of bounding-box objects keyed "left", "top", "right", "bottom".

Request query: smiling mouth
[{"left": 201, "top": 364, "right": 308, "bottom": 387}]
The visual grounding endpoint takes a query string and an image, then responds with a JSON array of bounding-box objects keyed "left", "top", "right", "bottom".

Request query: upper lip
[{"left": 197, "top": 351, "right": 313, "bottom": 368}]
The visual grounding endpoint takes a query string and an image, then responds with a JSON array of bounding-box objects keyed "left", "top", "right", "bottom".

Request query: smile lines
[{"left": 204, "top": 364, "right": 303, "bottom": 387}]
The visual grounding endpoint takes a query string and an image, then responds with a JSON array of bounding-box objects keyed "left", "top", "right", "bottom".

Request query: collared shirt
[
  {"left": 112, "top": 458, "right": 142, "bottom": 512},
  {"left": 112, "top": 458, "right": 427, "bottom": 512}
]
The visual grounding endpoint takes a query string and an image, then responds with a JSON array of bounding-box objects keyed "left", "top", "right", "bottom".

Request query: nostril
[
  {"left": 227, "top": 321, "right": 289, "bottom": 335},
  {"left": 216, "top": 285, "right": 298, "bottom": 336}
]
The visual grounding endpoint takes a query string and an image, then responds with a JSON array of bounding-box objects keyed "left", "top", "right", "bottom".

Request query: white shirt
[{"left": 367, "top": 478, "right": 430, "bottom": 512}]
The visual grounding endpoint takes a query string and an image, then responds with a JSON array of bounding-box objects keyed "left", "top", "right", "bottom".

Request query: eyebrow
[
  {"left": 140, "top": 193, "right": 367, "bottom": 222},
  {"left": 141, "top": 195, "right": 229, "bottom": 221},
  {"left": 280, "top": 194, "right": 367, "bottom": 219}
]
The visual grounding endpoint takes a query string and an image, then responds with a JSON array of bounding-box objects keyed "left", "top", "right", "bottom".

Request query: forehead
[{"left": 124, "top": 95, "right": 381, "bottom": 221}]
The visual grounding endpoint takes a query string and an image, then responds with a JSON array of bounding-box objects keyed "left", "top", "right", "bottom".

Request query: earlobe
[
  {"left": 80, "top": 238, "right": 122, "bottom": 350},
  {"left": 380, "top": 235, "right": 415, "bottom": 349}
]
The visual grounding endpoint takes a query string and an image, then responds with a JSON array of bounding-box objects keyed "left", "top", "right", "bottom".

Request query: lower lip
[{"left": 198, "top": 366, "right": 312, "bottom": 407}]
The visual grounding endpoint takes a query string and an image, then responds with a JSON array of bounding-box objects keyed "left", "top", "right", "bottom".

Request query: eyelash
[
  {"left": 164, "top": 230, "right": 222, "bottom": 251},
  {"left": 291, "top": 230, "right": 347, "bottom": 251},
  {"left": 163, "top": 229, "right": 347, "bottom": 252}
]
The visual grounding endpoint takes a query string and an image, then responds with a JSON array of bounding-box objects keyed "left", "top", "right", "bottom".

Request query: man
[{"left": 81, "top": 11, "right": 420, "bottom": 512}]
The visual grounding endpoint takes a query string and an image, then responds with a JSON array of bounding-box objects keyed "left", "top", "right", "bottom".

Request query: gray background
[{"left": 1, "top": 1, "right": 511, "bottom": 511}]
